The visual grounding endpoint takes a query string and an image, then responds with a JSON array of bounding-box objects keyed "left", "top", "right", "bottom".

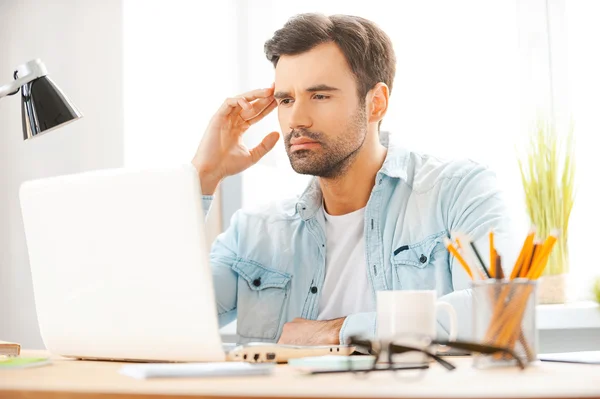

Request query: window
[
  {"left": 123, "top": 0, "right": 599, "bottom": 300},
  {"left": 123, "top": 0, "right": 239, "bottom": 242},
  {"left": 562, "top": 0, "right": 600, "bottom": 298}
]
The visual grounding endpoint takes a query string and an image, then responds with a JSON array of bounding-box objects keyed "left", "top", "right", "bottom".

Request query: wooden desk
[{"left": 1, "top": 350, "right": 599, "bottom": 399}]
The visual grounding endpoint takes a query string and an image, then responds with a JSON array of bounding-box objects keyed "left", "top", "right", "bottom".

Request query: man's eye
[
  {"left": 313, "top": 94, "right": 329, "bottom": 100},
  {"left": 280, "top": 98, "right": 293, "bottom": 105}
]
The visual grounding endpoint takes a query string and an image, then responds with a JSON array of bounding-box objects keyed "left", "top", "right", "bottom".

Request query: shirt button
[
  {"left": 419, "top": 254, "right": 428, "bottom": 264},
  {"left": 253, "top": 278, "right": 261, "bottom": 287},
  {"left": 311, "top": 286, "right": 318, "bottom": 294}
]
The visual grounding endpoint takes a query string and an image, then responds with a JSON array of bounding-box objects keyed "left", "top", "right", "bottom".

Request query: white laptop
[{"left": 19, "top": 164, "right": 352, "bottom": 363}]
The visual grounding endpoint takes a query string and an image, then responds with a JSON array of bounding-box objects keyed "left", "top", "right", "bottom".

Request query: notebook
[
  {"left": 0, "top": 357, "right": 51, "bottom": 369},
  {"left": 119, "top": 362, "right": 275, "bottom": 379},
  {"left": 0, "top": 340, "right": 21, "bottom": 357},
  {"left": 539, "top": 351, "right": 600, "bottom": 365}
]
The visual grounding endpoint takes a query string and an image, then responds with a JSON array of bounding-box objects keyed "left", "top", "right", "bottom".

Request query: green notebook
[{"left": 0, "top": 357, "right": 51, "bottom": 369}]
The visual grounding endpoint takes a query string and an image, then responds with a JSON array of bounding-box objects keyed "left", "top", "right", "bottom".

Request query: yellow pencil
[
  {"left": 456, "top": 237, "right": 463, "bottom": 249},
  {"left": 511, "top": 227, "right": 536, "bottom": 280},
  {"left": 444, "top": 237, "right": 473, "bottom": 280},
  {"left": 520, "top": 240, "right": 540, "bottom": 278},
  {"left": 489, "top": 230, "right": 495, "bottom": 278},
  {"left": 533, "top": 253, "right": 554, "bottom": 280},
  {"left": 527, "top": 230, "right": 560, "bottom": 280}
]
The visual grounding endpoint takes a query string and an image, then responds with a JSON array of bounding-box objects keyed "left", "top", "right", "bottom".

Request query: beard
[{"left": 284, "top": 106, "right": 368, "bottom": 179}]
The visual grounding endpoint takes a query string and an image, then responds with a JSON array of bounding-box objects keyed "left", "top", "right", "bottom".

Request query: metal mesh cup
[{"left": 471, "top": 279, "right": 538, "bottom": 368}]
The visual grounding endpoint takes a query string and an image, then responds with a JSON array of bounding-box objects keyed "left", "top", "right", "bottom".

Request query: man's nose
[{"left": 288, "top": 100, "right": 312, "bottom": 131}]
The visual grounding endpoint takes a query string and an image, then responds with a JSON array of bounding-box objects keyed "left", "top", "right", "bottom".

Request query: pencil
[
  {"left": 510, "top": 227, "right": 536, "bottom": 280},
  {"left": 533, "top": 252, "right": 554, "bottom": 280},
  {"left": 444, "top": 237, "right": 473, "bottom": 280},
  {"left": 470, "top": 242, "right": 491, "bottom": 279},
  {"left": 495, "top": 254, "right": 505, "bottom": 279},
  {"left": 453, "top": 232, "right": 488, "bottom": 279},
  {"left": 489, "top": 229, "right": 496, "bottom": 278},
  {"left": 519, "top": 240, "right": 540, "bottom": 278},
  {"left": 528, "top": 230, "right": 560, "bottom": 280}
]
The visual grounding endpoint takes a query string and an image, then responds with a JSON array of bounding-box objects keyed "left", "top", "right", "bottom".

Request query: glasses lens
[{"left": 388, "top": 334, "right": 431, "bottom": 365}]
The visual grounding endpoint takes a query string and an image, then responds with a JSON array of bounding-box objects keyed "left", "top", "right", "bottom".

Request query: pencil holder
[{"left": 471, "top": 279, "right": 538, "bottom": 368}]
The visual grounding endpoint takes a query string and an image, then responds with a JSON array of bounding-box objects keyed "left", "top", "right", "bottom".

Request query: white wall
[{"left": 0, "top": 0, "right": 124, "bottom": 348}]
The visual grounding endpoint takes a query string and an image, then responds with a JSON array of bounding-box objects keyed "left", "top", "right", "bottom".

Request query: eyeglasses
[{"left": 308, "top": 334, "right": 526, "bottom": 376}]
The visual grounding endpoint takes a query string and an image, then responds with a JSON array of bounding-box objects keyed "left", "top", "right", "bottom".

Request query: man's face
[{"left": 274, "top": 42, "right": 368, "bottom": 178}]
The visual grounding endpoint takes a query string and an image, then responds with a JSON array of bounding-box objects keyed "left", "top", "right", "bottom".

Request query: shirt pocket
[
  {"left": 231, "top": 259, "right": 292, "bottom": 341},
  {"left": 391, "top": 233, "right": 446, "bottom": 290}
]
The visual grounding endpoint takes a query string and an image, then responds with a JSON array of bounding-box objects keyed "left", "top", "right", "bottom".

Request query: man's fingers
[
  {"left": 240, "top": 97, "right": 277, "bottom": 126},
  {"left": 238, "top": 96, "right": 271, "bottom": 117},
  {"left": 250, "top": 132, "right": 280, "bottom": 164},
  {"left": 238, "top": 87, "right": 274, "bottom": 102},
  {"left": 215, "top": 87, "right": 274, "bottom": 118},
  {"left": 216, "top": 97, "right": 243, "bottom": 117}
]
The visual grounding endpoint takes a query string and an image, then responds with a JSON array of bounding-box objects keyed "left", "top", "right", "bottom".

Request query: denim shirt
[{"left": 203, "top": 139, "right": 515, "bottom": 344}]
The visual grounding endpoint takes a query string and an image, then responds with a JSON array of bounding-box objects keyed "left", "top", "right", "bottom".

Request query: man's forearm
[
  {"left": 320, "top": 317, "right": 345, "bottom": 344},
  {"left": 278, "top": 317, "right": 345, "bottom": 345}
]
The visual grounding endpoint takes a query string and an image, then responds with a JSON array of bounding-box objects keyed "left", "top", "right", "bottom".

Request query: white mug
[{"left": 376, "top": 290, "right": 457, "bottom": 364}]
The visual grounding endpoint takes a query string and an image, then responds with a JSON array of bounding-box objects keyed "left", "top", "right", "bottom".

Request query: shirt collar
[{"left": 378, "top": 139, "right": 409, "bottom": 181}]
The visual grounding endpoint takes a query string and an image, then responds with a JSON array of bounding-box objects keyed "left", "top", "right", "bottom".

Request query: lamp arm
[
  {"left": 0, "top": 59, "right": 48, "bottom": 100},
  {"left": 0, "top": 75, "right": 35, "bottom": 99}
]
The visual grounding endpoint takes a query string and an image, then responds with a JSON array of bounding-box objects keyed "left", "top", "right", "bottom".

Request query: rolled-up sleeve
[
  {"left": 202, "top": 195, "right": 214, "bottom": 215},
  {"left": 339, "top": 311, "right": 376, "bottom": 344}
]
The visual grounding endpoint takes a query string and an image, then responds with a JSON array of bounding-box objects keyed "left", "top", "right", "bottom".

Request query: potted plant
[
  {"left": 593, "top": 277, "right": 600, "bottom": 305},
  {"left": 518, "top": 119, "right": 575, "bottom": 304}
]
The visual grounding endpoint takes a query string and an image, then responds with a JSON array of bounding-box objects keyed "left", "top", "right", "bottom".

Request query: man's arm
[
  {"left": 276, "top": 312, "right": 376, "bottom": 345},
  {"left": 192, "top": 87, "right": 280, "bottom": 326}
]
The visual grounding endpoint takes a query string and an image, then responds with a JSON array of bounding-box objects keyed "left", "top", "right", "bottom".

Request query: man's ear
[{"left": 367, "top": 82, "right": 389, "bottom": 124}]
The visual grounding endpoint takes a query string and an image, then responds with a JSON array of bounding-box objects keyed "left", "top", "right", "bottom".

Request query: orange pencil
[
  {"left": 511, "top": 227, "right": 536, "bottom": 280},
  {"left": 489, "top": 230, "right": 496, "bottom": 278},
  {"left": 520, "top": 240, "right": 540, "bottom": 278},
  {"left": 444, "top": 238, "right": 474, "bottom": 280},
  {"left": 528, "top": 230, "right": 560, "bottom": 280}
]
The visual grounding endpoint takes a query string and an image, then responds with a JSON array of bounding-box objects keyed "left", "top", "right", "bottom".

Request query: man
[{"left": 192, "top": 13, "right": 513, "bottom": 345}]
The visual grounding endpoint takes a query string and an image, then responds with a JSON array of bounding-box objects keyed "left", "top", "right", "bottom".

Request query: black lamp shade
[{"left": 21, "top": 76, "right": 82, "bottom": 140}]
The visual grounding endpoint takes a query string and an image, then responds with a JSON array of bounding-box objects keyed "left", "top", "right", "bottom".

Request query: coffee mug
[{"left": 376, "top": 290, "right": 457, "bottom": 364}]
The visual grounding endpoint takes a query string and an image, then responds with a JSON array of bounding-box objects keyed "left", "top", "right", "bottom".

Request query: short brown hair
[{"left": 264, "top": 13, "right": 396, "bottom": 102}]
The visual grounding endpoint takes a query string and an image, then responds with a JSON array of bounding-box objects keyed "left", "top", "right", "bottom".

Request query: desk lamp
[{"left": 0, "top": 59, "right": 82, "bottom": 139}]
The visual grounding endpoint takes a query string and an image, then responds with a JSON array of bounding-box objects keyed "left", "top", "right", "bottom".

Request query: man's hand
[
  {"left": 278, "top": 317, "right": 345, "bottom": 345},
  {"left": 191, "top": 86, "right": 279, "bottom": 195}
]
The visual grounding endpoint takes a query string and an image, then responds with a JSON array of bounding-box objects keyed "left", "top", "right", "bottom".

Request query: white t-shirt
[{"left": 317, "top": 206, "right": 375, "bottom": 320}]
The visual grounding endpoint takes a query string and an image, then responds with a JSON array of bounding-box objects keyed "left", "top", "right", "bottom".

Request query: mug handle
[{"left": 436, "top": 302, "right": 458, "bottom": 341}]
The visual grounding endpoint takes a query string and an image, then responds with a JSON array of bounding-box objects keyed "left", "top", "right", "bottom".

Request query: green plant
[
  {"left": 517, "top": 119, "right": 575, "bottom": 276},
  {"left": 593, "top": 277, "right": 600, "bottom": 305}
]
